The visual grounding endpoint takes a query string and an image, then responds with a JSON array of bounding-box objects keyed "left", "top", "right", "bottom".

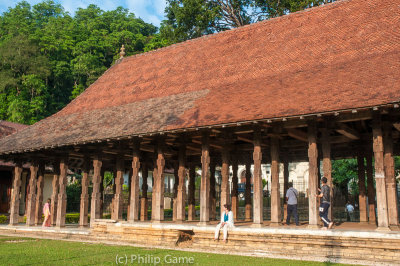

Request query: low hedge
[{"left": 0, "top": 215, "right": 8, "bottom": 224}]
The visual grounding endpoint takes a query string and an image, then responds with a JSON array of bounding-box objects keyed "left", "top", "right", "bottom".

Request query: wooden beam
[
  {"left": 335, "top": 123, "right": 360, "bottom": 140},
  {"left": 287, "top": 128, "right": 308, "bottom": 142}
]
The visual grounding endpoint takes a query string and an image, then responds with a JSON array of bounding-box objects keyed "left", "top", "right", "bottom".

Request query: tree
[{"left": 161, "top": 0, "right": 337, "bottom": 43}]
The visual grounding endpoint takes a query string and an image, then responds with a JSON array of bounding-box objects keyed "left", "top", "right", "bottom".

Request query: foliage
[
  {"left": 331, "top": 159, "right": 358, "bottom": 198},
  {"left": 0, "top": 0, "right": 158, "bottom": 125},
  {"left": 0, "top": 215, "right": 7, "bottom": 224},
  {"left": 161, "top": 0, "right": 338, "bottom": 43},
  {"left": 66, "top": 182, "right": 82, "bottom": 212}
]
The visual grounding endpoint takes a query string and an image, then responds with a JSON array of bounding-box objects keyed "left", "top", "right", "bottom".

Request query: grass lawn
[{"left": 0, "top": 235, "right": 347, "bottom": 265}]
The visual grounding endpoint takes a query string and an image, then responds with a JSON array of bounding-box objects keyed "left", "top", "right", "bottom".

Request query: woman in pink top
[{"left": 42, "top": 198, "right": 51, "bottom": 227}]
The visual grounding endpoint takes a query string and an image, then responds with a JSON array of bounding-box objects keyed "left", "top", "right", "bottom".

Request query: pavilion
[{"left": 0, "top": 0, "right": 399, "bottom": 235}]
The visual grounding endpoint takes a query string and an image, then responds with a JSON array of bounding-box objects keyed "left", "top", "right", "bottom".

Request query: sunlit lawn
[{"left": 0, "top": 235, "right": 349, "bottom": 265}]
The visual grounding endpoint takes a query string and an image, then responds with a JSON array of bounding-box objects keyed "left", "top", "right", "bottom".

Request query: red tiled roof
[{"left": 0, "top": 0, "right": 399, "bottom": 154}]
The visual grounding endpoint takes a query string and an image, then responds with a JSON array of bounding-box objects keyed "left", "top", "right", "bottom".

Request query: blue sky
[{"left": 0, "top": 0, "right": 167, "bottom": 26}]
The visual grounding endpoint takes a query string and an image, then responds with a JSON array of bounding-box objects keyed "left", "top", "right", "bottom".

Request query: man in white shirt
[
  {"left": 346, "top": 202, "right": 355, "bottom": 222},
  {"left": 286, "top": 182, "right": 299, "bottom": 226}
]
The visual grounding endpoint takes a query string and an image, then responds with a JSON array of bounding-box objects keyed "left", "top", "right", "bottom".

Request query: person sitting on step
[{"left": 214, "top": 204, "right": 234, "bottom": 243}]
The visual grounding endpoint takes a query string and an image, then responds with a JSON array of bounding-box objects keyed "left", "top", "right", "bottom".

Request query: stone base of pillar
[
  {"left": 307, "top": 224, "right": 319, "bottom": 229},
  {"left": 250, "top": 223, "right": 263, "bottom": 228},
  {"left": 389, "top": 225, "right": 400, "bottom": 231},
  {"left": 197, "top": 221, "right": 210, "bottom": 226},
  {"left": 376, "top": 226, "right": 391, "bottom": 232},
  {"left": 188, "top": 205, "right": 195, "bottom": 221},
  {"left": 140, "top": 198, "right": 148, "bottom": 221},
  {"left": 152, "top": 220, "right": 162, "bottom": 224},
  {"left": 269, "top": 222, "right": 281, "bottom": 227}
]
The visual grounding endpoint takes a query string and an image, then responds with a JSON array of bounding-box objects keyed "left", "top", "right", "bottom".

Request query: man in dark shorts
[{"left": 317, "top": 177, "right": 333, "bottom": 229}]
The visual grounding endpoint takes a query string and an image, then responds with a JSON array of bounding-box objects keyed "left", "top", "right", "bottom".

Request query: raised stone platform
[{"left": 1, "top": 221, "right": 400, "bottom": 265}]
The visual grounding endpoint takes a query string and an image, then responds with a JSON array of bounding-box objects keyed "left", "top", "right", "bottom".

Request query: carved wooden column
[
  {"left": 151, "top": 157, "right": 157, "bottom": 220},
  {"left": 50, "top": 162, "right": 59, "bottom": 226},
  {"left": 321, "top": 128, "right": 333, "bottom": 221},
  {"left": 129, "top": 139, "right": 141, "bottom": 222},
  {"left": 56, "top": 159, "right": 68, "bottom": 227},
  {"left": 372, "top": 114, "right": 389, "bottom": 230},
  {"left": 9, "top": 163, "right": 23, "bottom": 225},
  {"left": 383, "top": 122, "right": 399, "bottom": 229},
  {"left": 245, "top": 162, "right": 252, "bottom": 221},
  {"left": 26, "top": 163, "right": 38, "bottom": 226},
  {"left": 231, "top": 154, "right": 239, "bottom": 221},
  {"left": 79, "top": 159, "right": 90, "bottom": 227},
  {"left": 152, "top": 137, "right": 165, "bottom": 222},
  {"left": 209, "top": 160, "right": 216, "bottom": 221},
  {"left": 172, "top": 163, "right": 179, "bottom": 222},
  {"left": 307, "top": 120, "right": 319, "bottom": 228},
  {"left": 90, "top": 156, "right": 102, "bottom": 226},
  {"left": 283, "top": 156, "right": 289, "bottom": 223},
  {"left": 366, "top": 152, "right": 376, "bottom": 224},
  {"left": 270, "top": 136, "right": 280, "bottom": 226},
  {"left": 112, "top": 156, "right": 124, "bottom": 221},
  {"left": 99, "top": 169, "right": 105, "bottom": 218},
  {"left": 357, "top": 150, "right": 368, "bottom": 224},
  {"left": 199, "top": 131, "right": 210, "bottom": 225},
  {"left": 252, "top": 127, "right": 263, "bottom": 227},
  {"left": 176, "top": 142, "right": 187, "bottom": 222},
  {"left": 221, "top": 143, "right": 230, "bottom": 217},
  {"left": 35, "top": 163, "right": 45, "bottom": 225},
  {"left": 140, "top": 162, "right": 148, "bottom": 221},
  {"left": 188, "top": 163, "right": 196, "bottom": 221}
]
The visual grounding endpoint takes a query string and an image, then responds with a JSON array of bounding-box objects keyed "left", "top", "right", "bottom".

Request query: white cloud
[{"left": 125, "top": 0, "right": 166, "bottom": 26}]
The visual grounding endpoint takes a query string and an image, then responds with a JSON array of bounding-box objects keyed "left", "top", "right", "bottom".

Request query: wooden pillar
[
  {"left": 383, "top": 122, "right": 399, "bottom": 229},
  {"left": 152, "top": 137, "right": 165, "bottom": 222},
  {"left": 372, "top": 114, "right": 389, "bottom": 230},
  {"left": 220, "top": 144, "right": 230, "bottom": 217},
  {"left": 50, "top": 162, "right": 59, "bottom": 226},
  {"left": 366, "top": 152, "right": 376, "bottom": 224},
  {"left": 252, "top": 127, "right": 263, "bottom": 227},
  {"left": 112, "top": 156, "right": 124, "bottom": 221},
  {"left": 209, "top": 161, "right": 216, "bottom": 221},
  {"left": 34, "top": 163, "right": 45, "bottom": 226},
  {"left": 307, "top": 120, "right": 319, "bottom": 228},
  {"left": 357, "top": 150, "right": 368, "bottom": 224},
  {"left": 231, "top": 154, "right": 239, "bottom": 221},
  {"left": 187, "top": 164, "right": 196, "bottom": 221},
  {"left": 90, "top": 157, "right": 102, "bottom": 226},
  {"left": 140, "top": 162, "right": 148, "bottom": 221},
  {"left": 172, "top": 163, "right": 179, "bottom": 222},
  {"left": 321, "top": 128, "right": 333, "bottom": 221},
  {"left": 99, "top": 169, "right": 104, "bottom": 218},
  {"left": 26, "top": 163, "right": 38, "bottom": 226},
  {"left": 199, "top": 131, "right": 210, "bottom": 225},
  {"left": 9, "top": 163, "right": 23, "bottom": 225},
  {"left": 79, "top": 159, "right": 90, "bottom": 227},
  {"left": 283, "top": 157, "right": 289, "bottom": 222},
  {"left": 56, "top": 159, "right": 68, "bottom": 227},
  {"left": 245, "top": 162, "right": 252, "bottom": 221},
  {"left": 129, "top": 140, "right": 141, "bottom": 222},
  {"left": 270, "top": 136, "right": 280, "bottom": 226},
  {"left": 176, "top": 142, "right": 187, "bottom": 222}
]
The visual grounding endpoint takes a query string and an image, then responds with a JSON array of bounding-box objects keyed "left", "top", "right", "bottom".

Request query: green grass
[{"left": 0, "top": 235, "right": 346, "bottom": 265}]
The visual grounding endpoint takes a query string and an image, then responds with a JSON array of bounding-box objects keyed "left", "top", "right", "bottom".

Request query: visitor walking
[
  {"left": 42, "top": 198, "right": 51, "bottom": 227},
  {"left": 214, "top": 204, "right": 234, "bottom": 243},
  {"left": 286, "top": 182, "right": 299, "bottom": 226},
  {"left": 317, "top": 177, "right": 333, "bottom": 230},
  {"left": 346, "top": 202, "right": 355, "bottom": 222}
]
